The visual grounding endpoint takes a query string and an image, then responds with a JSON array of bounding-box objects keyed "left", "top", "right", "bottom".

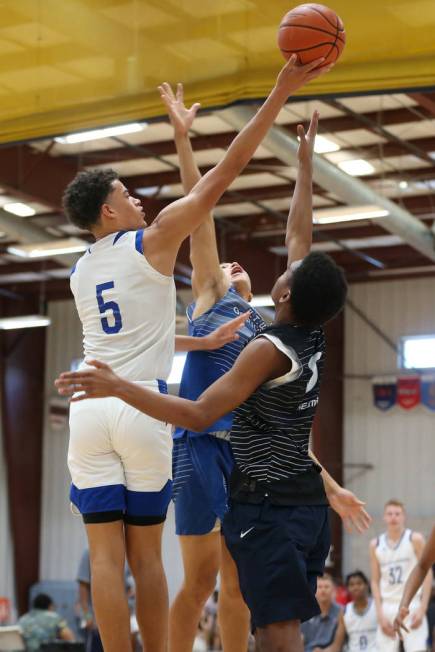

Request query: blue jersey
[{"left": 174, "top": 287, "right": 266, "bottom": 438}]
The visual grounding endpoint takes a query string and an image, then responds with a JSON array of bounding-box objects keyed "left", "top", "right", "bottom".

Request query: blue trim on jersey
[
  {"left": 126, "top": 480, "right": 172, "bottom": 517},
  {"left": 157, "top": 379, "right": 168, "bottom": 394},
  {"left": 174, "top": 287, "right": 265, "bottom": 439},
  {"left": 70, "top": 262, "right": 77, "bottom": 276},
  {"left": 135, "top": 229, "right": 144, "bottom": 254},
  {"left": 70, "top": 483, "right": 125, "bottom": 514},
  {"left": 113, "top": 230, "right": 127, "bottom": 244}
]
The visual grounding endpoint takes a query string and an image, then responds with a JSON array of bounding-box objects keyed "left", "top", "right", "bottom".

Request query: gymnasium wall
[
  {"left": 342, "top": 277, "right": 435, "bottom": 577},
  {"left": 39, "top": 300, "right": 183, "bottom": 599},
  {"left": 0, "top": 418, "right": 15, "bottom": 614}
]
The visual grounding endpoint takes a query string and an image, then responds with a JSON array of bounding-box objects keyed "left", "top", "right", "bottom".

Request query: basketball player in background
[
  {"left": 159, "top": 82, "right": 262, "bottom": 652},
  {"left": 57, "top": 109, "right": 372, "bottom": 652},
  {"left": 319, "top": 571, "right": 377, "bottom": 652},
  {"left": 394, "top": 525, "right": 435, "bottom": 638},
  {"left": 370, "top": 499, "right": 432, "bottom": 652},
  {"left": 62, "top": 56, "right": 331, "bottom": 652}
]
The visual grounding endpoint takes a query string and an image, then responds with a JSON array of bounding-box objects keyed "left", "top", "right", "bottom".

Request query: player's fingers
[
  {"left": 284, "top": 53, "right": 298, "bottom": 69},
  {"left": 297, "top": 124, "right": 306, "bottom": 142},
  {"left": 176, "top": 82, "right": 184, "bottom": 102},
  {"left": 307, "top": 110, "right": 319, "bottom": 138},
  {"left": 191, "top": 102, "right": 201, "bottom": 115},
  {"left": 301, "top": 57, "right": 325, "bottom": 72},
  {"left": 88, "top": 359, "right": 109, "bottom": 370},
  {"left": 162, "top": 81, "right": 175, "bottom": 100},
  {"left": 70, "top": 393, "right": 89, "bottom": 403}
]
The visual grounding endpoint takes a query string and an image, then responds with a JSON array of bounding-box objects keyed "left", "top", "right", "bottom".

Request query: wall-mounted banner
[
  {"left": 421, "top": 375, "right": 435, "bottom": 411},
  {"left": 372, "top": 379, "right": 397, "bottom": 411},
  {"left": 397, "top": 376, "right": 421, "bottom": 410}
]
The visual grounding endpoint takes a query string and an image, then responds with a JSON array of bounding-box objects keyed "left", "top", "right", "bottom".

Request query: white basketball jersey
[
  {"left": 70, "top": 229, "right": 176, "bottom": 382},
  {"left": 375, "top": 529, "right": 420, "bottom": 604},
  {"left": 344, "top": 599, "right": 377, "bottom": 651}
]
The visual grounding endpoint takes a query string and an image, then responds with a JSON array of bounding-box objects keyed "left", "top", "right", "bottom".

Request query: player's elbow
[{"left": 184, "top": 403, "right": 214, "bottom": 432}]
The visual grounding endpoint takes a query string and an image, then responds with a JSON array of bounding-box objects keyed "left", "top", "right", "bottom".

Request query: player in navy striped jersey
[
  {"left": 160, "top": 82, "right": 264, "bottom": 652},
  {"left": 57, "top": 111, "right": 371, "bottom": 652}
]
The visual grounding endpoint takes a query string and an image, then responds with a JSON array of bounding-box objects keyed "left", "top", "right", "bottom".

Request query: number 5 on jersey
[{"left": 96, "top": 282, "right": 123, "bottom": 334}]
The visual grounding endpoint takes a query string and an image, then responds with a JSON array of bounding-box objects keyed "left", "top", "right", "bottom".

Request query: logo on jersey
[{"left": 297, "top": 398, "right": 319, "bottom": 411}]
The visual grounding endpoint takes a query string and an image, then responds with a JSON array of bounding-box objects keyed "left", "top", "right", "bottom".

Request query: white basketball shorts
[
  {"left": 376, "top": 600, "right": 428, "bottom": 652},
  {"left": 68, "top": 379, "right": 172, "bottom": 524}
]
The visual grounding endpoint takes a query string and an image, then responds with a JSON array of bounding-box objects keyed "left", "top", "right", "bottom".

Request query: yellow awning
[{"left": 0, "top": 0, "right": 434, "bottom": 144}]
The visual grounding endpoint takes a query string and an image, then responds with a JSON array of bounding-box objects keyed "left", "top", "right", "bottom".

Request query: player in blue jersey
[
  {"left": 57, "top": 110, "right": 371, "bottom": 652},
  {"left": 160, "top": 82, "right": 265, "bottom": 652}
]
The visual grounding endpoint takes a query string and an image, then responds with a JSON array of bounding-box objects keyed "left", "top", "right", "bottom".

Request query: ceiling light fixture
[
  {"left": 55, "top": 122, "right": 146, "bottom": 144},
  {"left": 7, "top": 237, "right": 88, "bottom": 259},
  {"left": 0, "top": 315, "right": 51, "bottom": 330},
  {"left": 313, "top": 204, "right": 389, "bottom": 225},
  {"left": 338, "top": 159, "right": 375, "bottom": 176},
  {"left": 3, "top": 202, "right": 36, "bottom": 217},
  {"left": 314, "top": 135, "right": 340, "bottom": 154}
]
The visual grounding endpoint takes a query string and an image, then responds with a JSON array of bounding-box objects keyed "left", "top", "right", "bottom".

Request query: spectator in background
[
  {"left": 301, "top": 574, "right": 341, "bottom": 651},
  {"left": 18, "top": 593, "right": 74, "bottom": 651}
]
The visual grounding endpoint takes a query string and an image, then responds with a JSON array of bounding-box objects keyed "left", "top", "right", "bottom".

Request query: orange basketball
[{"left": 277, "top": 4, "right": 346, "bottom": 67}]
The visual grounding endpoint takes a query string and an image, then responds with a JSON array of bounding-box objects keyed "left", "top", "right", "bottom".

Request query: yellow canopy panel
[{"left": 0, "top": 0, "right": 434, "bottom": 143}]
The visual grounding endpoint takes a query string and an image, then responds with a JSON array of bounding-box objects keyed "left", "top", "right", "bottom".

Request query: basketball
[{"left": 278, "top": 4, "right": 346, "bottom": 67}]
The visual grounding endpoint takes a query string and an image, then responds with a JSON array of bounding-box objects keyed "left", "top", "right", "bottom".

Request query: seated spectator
[
  {"left": 321, "top": 570, "right": 377, "bottom": 651},
  {"left": 18, "top": 593, "right": 74, "bottom": 651},
  {"left": 301, "top": 574, "right": 341, "bottom": 651}
]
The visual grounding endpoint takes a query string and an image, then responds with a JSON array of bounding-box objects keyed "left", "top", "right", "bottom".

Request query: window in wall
[{"left": 399, "top": 335, "right": 435, "bottom": 370}]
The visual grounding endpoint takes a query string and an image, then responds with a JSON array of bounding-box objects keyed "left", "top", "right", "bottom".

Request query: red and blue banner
[
  {"left": 421, "top": 374, "right": 435, "bottom": 411},
  {"left": 397, "top": 376, "right": 421, "bottom": 410},
  {"left": 373, "top": 380, "right": 397, "bottom": 411}
]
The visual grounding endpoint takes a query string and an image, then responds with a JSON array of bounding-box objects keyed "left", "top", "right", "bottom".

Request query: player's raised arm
[
  {"left": 285, "top": 110, "right": 318, "bottom": 268},
  {"left": 144, "top": 57, "right": 331, "bottom": 275},
  {"left": 55, "top": 336, "right": 292, "bottom": 431},
  {"left": 160, "top": 82, "right": 226, "bottom": 302}
]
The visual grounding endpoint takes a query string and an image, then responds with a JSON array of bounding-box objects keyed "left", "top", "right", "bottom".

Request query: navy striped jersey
[
  {"left": 174, "top": 287, "right": 266, "bottom": 438},
  {"left": 230, "top": 323, "right": 326, "bottom": 484}
]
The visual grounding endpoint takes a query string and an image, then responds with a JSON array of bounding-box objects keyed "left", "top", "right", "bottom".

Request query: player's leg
[
  {"left": 401, "top": 601, "right": 429, "bottom": 652},
  {"left": 218, "top": 537, "right": 251, "bottom": 652},
  {"left": 170, "top": 532, "right": 221, "bottom": 652},
  {"left": 86, "top": 521, "right": 133, "bottom": 652},
  {"left": 125, "top": 521, "right": 168, "bottom": 652},
  {"left": 255, "top": 620, "right": 303, "bottom": 652},
  {"left": 68, "top": 398, "right": 132, "bottom": 652},
  {"left": 115, "top": 388, "right": 173, "bottom": 652}
]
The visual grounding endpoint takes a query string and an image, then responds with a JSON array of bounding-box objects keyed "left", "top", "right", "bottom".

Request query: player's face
[
  {"left": 316, "top": 578, "right": 335, "bottom": 605},
  {"left": 220, "top": 262, "right": 252, "bottom": 300},
  {"left": 271, "top": 270, "right": 291, "bottom": 307},
  {"left": 347, "top": 576, "right": 368, "bottom": 601},
  {"left": 104, "top": 180, "right": 146, "bottom": 229},
  {"left": 383, "top": 505, "right": 405, "bottom": 530}
]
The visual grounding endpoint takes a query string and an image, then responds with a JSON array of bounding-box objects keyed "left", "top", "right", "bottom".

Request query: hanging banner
[
  {"left": 421, "top": 375, "right": 435, "bottom": 411},
  {"left": 372, "top": 379, "right": 397, "bottom": 411},
  {"left": 397, "top": 376, "right": 421, "bottom": 410}
]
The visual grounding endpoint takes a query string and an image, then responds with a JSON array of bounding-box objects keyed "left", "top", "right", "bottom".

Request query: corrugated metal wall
[
  {"left": 343, "top": 277, "right": 435, "bottom": 576},
  {"left": 39, "top": 300, "right": 184, "bottom": 599},
  {"left": 0, "top": 417, "right": 15, "bottom": 615},
  {"left": 40, "top": 300, "right": 86, "bottom": 581}
]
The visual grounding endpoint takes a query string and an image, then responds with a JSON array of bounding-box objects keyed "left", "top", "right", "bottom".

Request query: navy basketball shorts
[
  {"left": 222, "top": 501, "right": 330, "bottom": 628},
  {"left": 172, "top": 434, "right": 234, "bottom": 536}
]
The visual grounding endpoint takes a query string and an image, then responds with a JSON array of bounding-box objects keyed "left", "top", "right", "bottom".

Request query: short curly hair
[
  {"left": 290, "top": 251, "right": 347, "bottom": 328},
  {"left": 62, "top": 168, "right": 119, "bottom": 230}
]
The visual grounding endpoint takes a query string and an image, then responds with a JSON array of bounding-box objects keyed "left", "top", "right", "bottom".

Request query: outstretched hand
[
  {"left": 276, "top": 54, "right": 334, "bottom": 96},
  {"left": 55, "top": 360, "right": 121, "bottom": 402},
  {"left": 204, "top": 311, "right": 251, "bottom": 350},
  {"left": 327, "top": 486, "right": 372, "bottom": 534},
  {"left": 297, "top": 110, "right": 319, "bottom": 164},
  {"left": 158, "top": 82, "right": 200, "bottom": 136}
]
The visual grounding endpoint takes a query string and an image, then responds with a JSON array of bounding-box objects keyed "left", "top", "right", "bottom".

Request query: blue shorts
[
  {"left": 222, "top": 501, "right": 330, "bottom": 628},
  {"left": 172, "top": 434, "right": 234, "bottom": 535}
]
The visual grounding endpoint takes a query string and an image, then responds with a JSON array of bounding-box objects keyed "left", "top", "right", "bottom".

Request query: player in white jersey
[
  {"left": 370, "top": 499, "right": 432, "bottom": 652},
  {"left": 61, "top": 56, "right": 331, "bottom": 652},
  {"left": 321, "top": 571, "right": 377, "bottom": 652}
]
